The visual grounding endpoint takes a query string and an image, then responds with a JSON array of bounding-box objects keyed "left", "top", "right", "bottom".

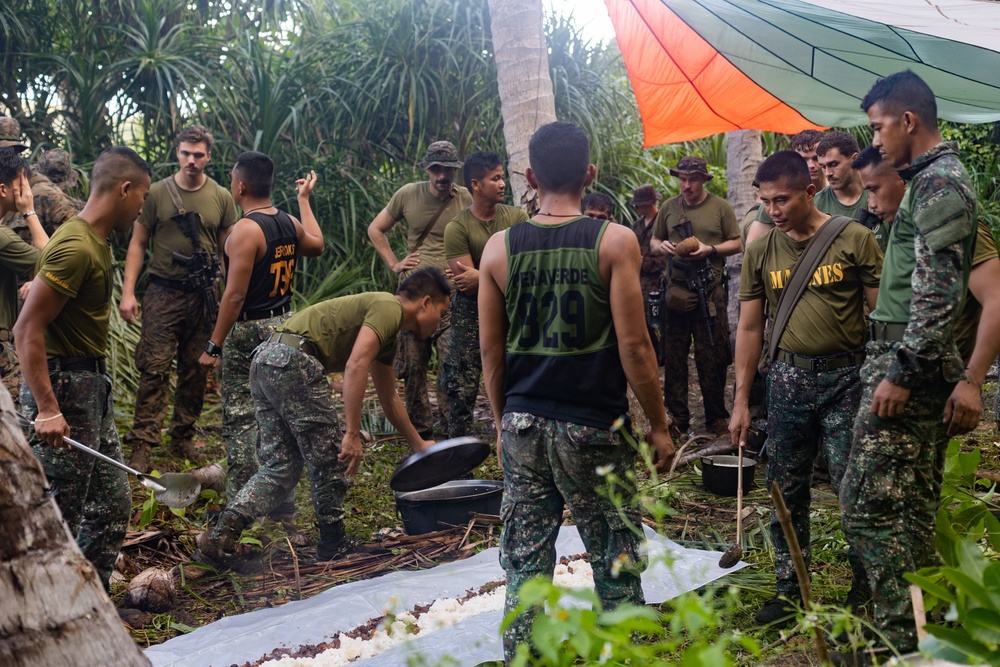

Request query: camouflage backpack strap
[
  {"left": 162, "top": 176, "right": 187, "bottom": 215},
  {"left": 767, "top": 215, "right": 853, "bottom": 363}
]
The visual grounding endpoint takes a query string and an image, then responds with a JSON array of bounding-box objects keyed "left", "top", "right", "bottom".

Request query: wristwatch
[
  {"left": 205, "top": 340, "right": 222, "bottom": 357},
  {"left": 23, "top": 210, "right": 36, "bottom": 218},
  {"left": 709, "top": 245, "right": 718, "bottom": 258}
]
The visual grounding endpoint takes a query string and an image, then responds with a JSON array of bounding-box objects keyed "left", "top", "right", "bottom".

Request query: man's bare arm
[
  {"left": 13, "top": 278, "right": 70, "bottom": 445},
  {"left": 864, "top": 285, "right": 879, "bottom": 312},
  {"left": 601, "top": 225, "right": 675, "bottom": 469},
  {"left": 729, "top": 299, "right": 765, "bottom": 447},
  {"left": 478, "top": 233, "right": 509, "bottom": 442},
  {"left": 945, "top": 256, "right": 1000, "bottom": 434},
  {"left": 368, "top": 208, "right": 418, "bottom": 274},
  {"left": 339, "top": 326, "right": 383, "bottom": 476},
  {"left": 294, "top": 171, "right": 325, "bottom": 257},
  {"left": 371, "top": 360, "right": 430, "bottom": 452},
  {"left": 447, "top": 253, "right": 478, "bottom": 294},
  {"left": 120, "top": 221, "right": 150, "bottom": 323}
]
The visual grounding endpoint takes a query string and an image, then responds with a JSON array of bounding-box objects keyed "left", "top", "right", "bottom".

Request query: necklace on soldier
[
  {"left": 537, "top": 212, "right": 580, "bottom": 217},
  {"left": 243, "top": 205, "right": 272, "bottom": 215}
]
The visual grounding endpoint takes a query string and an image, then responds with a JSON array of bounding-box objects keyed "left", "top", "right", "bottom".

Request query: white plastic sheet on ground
[{"left": 146, "top": 526, "right": 747, "bottom": 667}]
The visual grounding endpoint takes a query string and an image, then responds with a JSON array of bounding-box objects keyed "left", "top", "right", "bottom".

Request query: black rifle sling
[{"left": 767, "top": 215, "right": 853, "bottom": 363}]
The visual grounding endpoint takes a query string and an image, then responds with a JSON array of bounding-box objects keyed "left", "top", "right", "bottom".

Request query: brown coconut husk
[
  {"left": 124, "top": 567, "right": 176, "bottom": 613},
  {"left": 674, "top": 236, "right": 701, "bottom": 257}
]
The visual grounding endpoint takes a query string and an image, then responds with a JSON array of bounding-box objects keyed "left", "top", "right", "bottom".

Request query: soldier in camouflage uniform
[
  {"left": 478, "top": 122, "right": 675, "bottom": 663},
  {"left": 651, "top": 156, "right": 741, "bottom": 434},
  {"left": 0, "top": 116, "right": 32, "bottom": 244},
  {"left": 15, "top": 147, "right": 151, "bottom": 588},
  {"left": 440, "top": 151, "right": 527, "bottom": 438},
  {"left": 196, "top": 152, "right": 325, "bottom": 503},
  {"left": 730, "top": 151, "right": 883, "bottom": 626},
  {"left": 30, "top": 149, "right": 84, "bottom": 234},
  {"left": 629, "top": 185, "right": 667, "bottom": 362},
  {"left": 838, "top": 71, "right": 978, "bottom": 662},
  {"left": 368, "top": 142, "right": 472, "bottom": 438},
  {"left": 0, "top": 151, "right": 49, "bottom": 407},
  {"left": 196, "top": 270, "right": 448, "bottom": 565},
  {"left": 120, "top": 126, "right": 238, "bottom": 471}
]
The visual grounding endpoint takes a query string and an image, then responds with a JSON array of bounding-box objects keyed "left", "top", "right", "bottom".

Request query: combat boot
[
  {"left": 128, "top": 443, "right": 152, "bottom": 473},
  {"left": 194, "top": 510, "right": 248, "bottom": 566},
  {"left": 169, "top": 439, "right": 209, "bottom": 464},
  {"left": 316, "top": 522, "right": 385, "bottom": 561}
]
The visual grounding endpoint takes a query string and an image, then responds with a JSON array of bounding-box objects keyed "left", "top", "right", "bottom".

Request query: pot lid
[{"left": 389, "top": 436, "right": 490, "bottom": 492}]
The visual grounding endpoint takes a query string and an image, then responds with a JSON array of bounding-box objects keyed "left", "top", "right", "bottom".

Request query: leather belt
[
  {"left": 267, "top": 332, "right": 319, "bottom": 358},
  {"left": 48, "top": 357, "right": 107, "bottom": 374},
  {"left": 149, "top": 275, "right": 197, "bottom": 293},
  {"left": 776, "top": 348, "right": 865, "bottom": 373},
  {"left": 869, "top": 321, "right": 907, "bottom": 342},
  {"left": 240, "top": 304, "right": 291, "bottom": 322}
]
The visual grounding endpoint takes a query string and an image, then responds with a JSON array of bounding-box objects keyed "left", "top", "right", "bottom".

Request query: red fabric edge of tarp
[{"left": 606, "top": 0, "right": 826, "bottom": 146}]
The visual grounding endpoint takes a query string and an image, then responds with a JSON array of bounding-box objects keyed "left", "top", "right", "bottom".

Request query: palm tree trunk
[
  {"left": 725, "top": 130, "right": 762, "bottom": 343},
  {"left": 0, "top": 389, "right": 149, "bottom": 667},
  {"left": 487, "top": 0, "right": 558, "bottom": 213}
]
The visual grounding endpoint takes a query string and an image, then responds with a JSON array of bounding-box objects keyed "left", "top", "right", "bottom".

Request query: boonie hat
[
  {"left": 418, "top": 141, "right": 464, "bottom": 169},
  {"left": 670, "top": 155, "right": 713, "bottom": 180},
  {"left": 631, "top": 184, "right": 661, "bottom": 206},
  {"left": 35, "top": 148, "right": 79, "bottom": 189},
  {"left": 0, "top": 116, "right": 28, "bottom": 152}
]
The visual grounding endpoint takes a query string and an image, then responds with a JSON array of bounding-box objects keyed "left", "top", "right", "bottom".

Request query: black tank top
[
  {"left": 225, "top": 210, "right": 299, "bottom": 318},
  {"left": 502, "top": 217, "right": 628, "bottom": 429}
]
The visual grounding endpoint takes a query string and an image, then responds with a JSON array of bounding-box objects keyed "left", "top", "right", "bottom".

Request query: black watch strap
[{"left": 205, "top": 340, "right": 222, "bottom": 357}]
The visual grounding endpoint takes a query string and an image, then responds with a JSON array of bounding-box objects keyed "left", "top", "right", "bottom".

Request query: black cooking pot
[
  {"left": 701, "top": 455, "right": 756, "bottom": 496},
  {"left": 394, "top": 479, "right": 503, "bottom": 535}
]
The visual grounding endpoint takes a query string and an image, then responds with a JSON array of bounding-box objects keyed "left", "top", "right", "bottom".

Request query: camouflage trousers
[
  {"left": 125, "top": 282, "right": 213, "bottom": 451},
  {"left": 499, "top": 412, "right": 645, "bottom": 663},
  {"left": 765, "top": 358, "right": 866, "bottom": 597},
  {"left": 0, "top": 328, "right": 21, "bottom": 408},
  {"left": 396, "top": 307, "right": 451, "bottom": 436},
  {"left": 22, "top": 369, "right": 130, "bottom": 588},
  {"left": 662, "top": 283, "right": 731, "bottom": 428},
  {"left": 228, "top": 341, "right": 349, "bottom": 528},
  {"left": 222, "top": 314, "right": 289, "bottom": 502},
  {"left": 439, "top": 291, "right": 481, "bottom": 438},
  {"left": 841, "top": 341, "right": 952, "bottom": 653}
]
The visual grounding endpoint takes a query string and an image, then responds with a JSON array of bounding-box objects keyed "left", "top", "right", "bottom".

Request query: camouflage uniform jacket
[{"left": 878, "top": 142, "right": 976, "bottom": 389}]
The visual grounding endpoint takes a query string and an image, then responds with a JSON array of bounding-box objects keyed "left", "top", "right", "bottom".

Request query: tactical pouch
[{"left": 665, "top": 282, "right": 698, "bottom": 313}]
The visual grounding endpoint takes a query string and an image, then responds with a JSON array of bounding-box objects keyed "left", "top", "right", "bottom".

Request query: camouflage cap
[
  {"left": 670, "top": 155, "right": 712, "bottom": 180},
  {"left": 630, "top": 184, "right": 661, "bottom": 206},
  {"left": 0, "top": 116, "right": 27, "bottom": 152},
  {"left": 417, "top": 141, "right": 463, "bottom": 169},
  {"left": 35, "top": 148, "right": 79, "bottom": 188}
]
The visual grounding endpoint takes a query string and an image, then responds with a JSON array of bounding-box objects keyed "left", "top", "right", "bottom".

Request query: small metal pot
[
  {"left": 394, "top": 479, "right": 503, "bottom": 535},
  {"left": 701, "top": 455, "right": 756, "bottom": 496}
]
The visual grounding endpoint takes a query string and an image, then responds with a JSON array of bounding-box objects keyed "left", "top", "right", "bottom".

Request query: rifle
[
  {"left": 646, "top": 274, "right": 668, "bottom": 364},
  {"left": 684, "top": 257, "right": 716, "bottom": 347},
  {"left": 671, "top": 216, "right": 717, "bottom": 347},
  {"left": 171, "top": 210, "right": 220, "bottom": 324}
]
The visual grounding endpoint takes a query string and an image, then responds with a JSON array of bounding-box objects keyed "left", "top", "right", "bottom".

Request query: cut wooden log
[{"left": 0, "top": 387, "right": 150, "bottom": 666}]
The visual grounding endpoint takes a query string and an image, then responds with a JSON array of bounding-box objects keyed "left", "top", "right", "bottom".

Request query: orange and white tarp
[{"left": 606, "top": 0, "right": 1000, "bottom": 145}]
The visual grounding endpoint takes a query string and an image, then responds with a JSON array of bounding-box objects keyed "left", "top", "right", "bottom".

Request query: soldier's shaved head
[{"left": 90, "top": 146, "right": 151, "bottom": 194}]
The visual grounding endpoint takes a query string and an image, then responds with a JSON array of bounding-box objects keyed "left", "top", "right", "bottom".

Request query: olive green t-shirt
[
  {"left": 813, "top": 186, "right": 869, "bottom": 220},
  {"left": 277, "top": 292, "right": 404, "bottom": 373},
  {"left": 386, "top": 182, "right": 473, "bottom": 272},
  {"left": 651, "top": 193, "right": 739, "bottom": 281},
  {"left": 138, "top": 176, "right": 237, "bottom": 281},
  {"left": 0, "top": 226, "right": 40, "bottom": 330},
  {"left": 36, "top": 217, "right": 114, "bottom": 358},
  {"left": 953, "top": 220, "right": 998, "bottom": 363},
  {"left": 444, "top": 204, "right": 528, "bottom": 268},
  {"left": 739, "top": 220, "right": 883, "bottom": 355}
]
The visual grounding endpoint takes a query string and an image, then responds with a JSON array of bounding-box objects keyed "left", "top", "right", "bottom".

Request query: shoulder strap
[
  {"left": 412, "top": 185, "right": 457, "bottom": 251},
  {"left": 767, "top": 215, "right": 853, "bottom": 362},
  {"left": 162, "top": 176, "right": 186, "bottom": 215}
]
